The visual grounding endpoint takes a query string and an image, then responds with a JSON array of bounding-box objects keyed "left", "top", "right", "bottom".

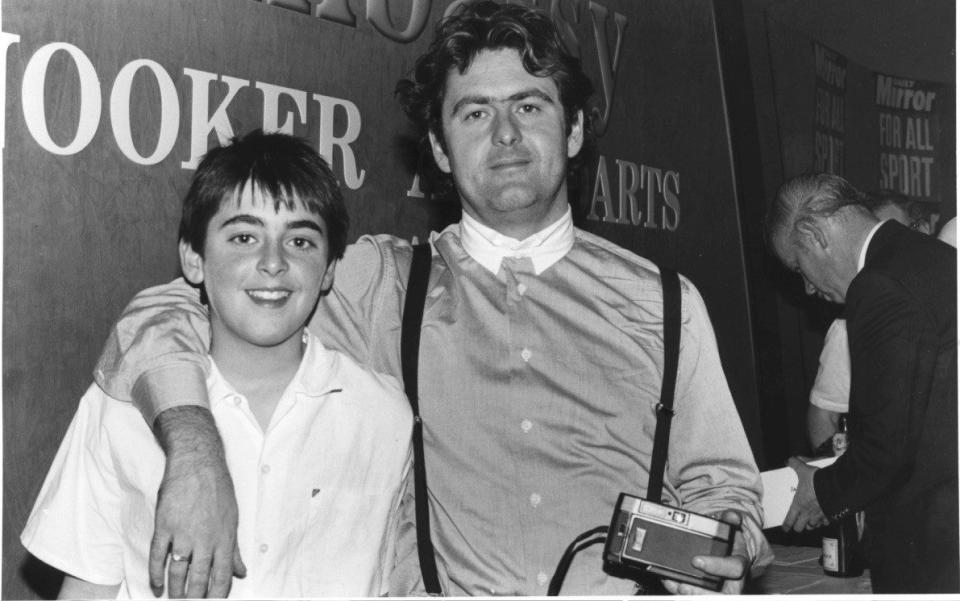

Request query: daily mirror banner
[
  {"left": 769, "top": 18, "right": 955, "bottom": 208},
  {"left": 3, "top": 2, "right": 757, "bottom": 595},
  {"left": 875, "top": 73, "right": 944, "bottom": 202}
]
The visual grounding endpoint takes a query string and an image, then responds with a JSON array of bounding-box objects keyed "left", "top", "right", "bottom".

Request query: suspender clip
[{"left": 655, "top": 402, "right": 675, "bottom": 417}]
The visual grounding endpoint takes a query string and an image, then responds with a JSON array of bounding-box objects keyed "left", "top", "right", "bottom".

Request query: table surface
[{"left": 749, "top": 543, "right": 873, "bottom": 594}]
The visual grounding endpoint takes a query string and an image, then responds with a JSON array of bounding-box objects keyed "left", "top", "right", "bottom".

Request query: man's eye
[
  {"left": 518, "top": 103, "right": 540, "bottom": 113},
  {"left": 464, "top": 110, "right": 486, "bottom": 121}
]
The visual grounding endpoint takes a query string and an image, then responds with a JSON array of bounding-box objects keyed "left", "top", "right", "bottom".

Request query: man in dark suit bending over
[{"left": 767, "top": 173, "right": 958, "bottom": 593}]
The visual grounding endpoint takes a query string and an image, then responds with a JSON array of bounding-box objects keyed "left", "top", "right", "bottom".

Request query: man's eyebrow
[{"left": 449, "top": 89, "right": 556, "bottom": 116}]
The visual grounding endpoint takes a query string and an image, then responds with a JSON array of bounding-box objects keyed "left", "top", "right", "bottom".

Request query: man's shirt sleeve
[
  {"left": 663, "top": 278, "right": 770, "bottom": 569},
  {"left": 310, "top": 235, "right": 409, "bottom": 377},
  {"left": 93, "top": 278, "right": 210, "bottom": 421},
  {"left": 809, "top": 319, "right": 851, "bottom": 413}
]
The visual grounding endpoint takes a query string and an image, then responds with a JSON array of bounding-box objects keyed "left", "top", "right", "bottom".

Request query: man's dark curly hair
[{"left": 395, "top": 0, "right": 595, "bottom": 196}]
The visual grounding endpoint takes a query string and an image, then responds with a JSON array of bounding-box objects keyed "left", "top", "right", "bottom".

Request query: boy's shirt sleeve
[
  {"left": 21, "top": 384, "right": 126, "bottom": 586},
  {"left": 94, "top": 278, "right": 211, "bottom": 421}
]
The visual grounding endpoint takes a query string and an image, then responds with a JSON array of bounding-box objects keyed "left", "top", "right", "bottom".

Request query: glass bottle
[{"left": 821, "top": 415, "right": 864, "bottom": 577}]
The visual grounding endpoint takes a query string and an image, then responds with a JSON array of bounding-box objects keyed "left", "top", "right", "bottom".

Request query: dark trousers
[{"left": 865, "top": 483, "right": 959, "bottom": 593}]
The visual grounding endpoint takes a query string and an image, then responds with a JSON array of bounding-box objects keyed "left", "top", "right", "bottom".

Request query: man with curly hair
[{"left": 94, "top": 1, "right": 770, "bottom": 595}]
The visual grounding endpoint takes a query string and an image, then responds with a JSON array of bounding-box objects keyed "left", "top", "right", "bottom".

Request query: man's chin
[{"left": 485, "top": 185, "right": 537, "bottom": 205}]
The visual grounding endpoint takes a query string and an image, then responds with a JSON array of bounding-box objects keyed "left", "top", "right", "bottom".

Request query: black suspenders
[
  {"left": 400, "top": 241, "right": 682, "bottom": 594},
  {"left": 401, "top": 243, "right": 442, "bottom": 594},
  {"left": 647, "top": 266, "right": 681, "bottom": 503}
]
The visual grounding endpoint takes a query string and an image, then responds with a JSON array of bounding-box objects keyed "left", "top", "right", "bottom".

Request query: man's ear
[
  {"left": 428, "top": 130, "right": 452, "bottom": 174},
  {"left": 795, "top": 218, "right": 829, "bottom": 250},
  {"left": 319, "top": 258, "right": 338, "bottom": 293},
  {"left": 566, "top": 110, "right": 584, "bottom": 158},
  {"left": 179, "top": 240, "right": 205, "bottom": 285}
]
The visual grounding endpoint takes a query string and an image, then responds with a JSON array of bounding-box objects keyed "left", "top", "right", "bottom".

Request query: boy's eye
[
  {"left": 229, "top": 233, "right": 256, "bottom": 245},
  {"left": 288, "top": 237, "right": 317, "bottom": 250}
]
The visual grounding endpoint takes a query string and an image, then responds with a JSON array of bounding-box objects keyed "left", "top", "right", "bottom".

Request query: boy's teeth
[{"left": 249, "top": 290, "right": 289, "bottom": 300}]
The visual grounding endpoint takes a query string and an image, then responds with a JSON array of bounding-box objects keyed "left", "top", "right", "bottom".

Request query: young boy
[{"left": 21, "top": 130, "right": 413, "bottom": 598}]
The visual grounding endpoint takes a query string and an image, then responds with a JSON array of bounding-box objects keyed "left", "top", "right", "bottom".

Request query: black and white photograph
[{"left": 2, "top": 0, "right": 956, "bottom": 597}]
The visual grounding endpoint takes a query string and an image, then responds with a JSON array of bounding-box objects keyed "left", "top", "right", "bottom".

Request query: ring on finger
[{"left": 171, "top": 553, "right": 190, "bottom": 563}]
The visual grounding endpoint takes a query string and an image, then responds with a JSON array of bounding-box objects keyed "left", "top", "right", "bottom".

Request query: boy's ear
[
  {"left": 319, "top": 258, "right": 338, "bottom": 293},
  {"left": 179, "top": 240, "right": 205, "bottom": 285}
]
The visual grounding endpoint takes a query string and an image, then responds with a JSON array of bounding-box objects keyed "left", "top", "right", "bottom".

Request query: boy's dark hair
[
  {"left": 395, "top": 0, "right": 594, "bottom": 196},
  {"left": 178, "top": 130, "right": 349, "bottom": 259}
]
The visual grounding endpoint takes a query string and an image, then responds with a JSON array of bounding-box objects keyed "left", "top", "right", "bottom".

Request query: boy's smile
[{"left": 247, "top": 288, "right": 292, "bottom": 306}]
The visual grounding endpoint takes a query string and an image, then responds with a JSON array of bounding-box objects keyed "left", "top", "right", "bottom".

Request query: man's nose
[
  {"left": 493, "top": 112, "right": 520, "bottom": 146},
  {"left": 258, "top": 241, "right": 288, "bottom": 276},
  {"left": 803, "top": 279, "right": 817, "bottom": 295}
]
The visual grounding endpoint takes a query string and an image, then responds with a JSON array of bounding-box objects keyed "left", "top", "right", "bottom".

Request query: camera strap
[
  {"left": 646, "top": 265, "right": 681, "bottom": 503},
  {"left": 401, "top": 242, "right": 443, "bottom": 595}
]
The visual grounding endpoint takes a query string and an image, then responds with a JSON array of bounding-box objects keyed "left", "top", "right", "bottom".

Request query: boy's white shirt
[{"left": 21, "top": 329, "right": 413, "bottom": 598}]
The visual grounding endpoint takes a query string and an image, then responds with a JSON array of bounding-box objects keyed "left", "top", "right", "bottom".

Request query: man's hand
[
  {"left": 150, "top": 406, "right": 246, "bottom": 598},
  {"left": 782, "top": 456, "right": 828, "bottom": 532},
  {"left": 661, "top": 510, "right": 750, "bottom": 595}
]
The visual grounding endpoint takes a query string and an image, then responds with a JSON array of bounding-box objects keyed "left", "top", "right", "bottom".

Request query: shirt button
[
  {"left": 521, "top": 348, "right": 532, "bottom": 362},
  {"left": 537, "top": 571, "right": 548, "bottom": 586},
  {"left": 530, "top": 493, "right": 541, "bottom": 507},
  {"left": 517, "top": 283, "right": 527, "bottom": 295},
  {"left": 521, "top": 419, "right": 533, "bottom": 433},
  {"left": 233, "top": 395, "right": 242, "bottom": 406},
  {"left": 259, "top": 543, "right": 269, "bottom": 553},
  {"left": 261, "top": 464, "right": 270, "bottom": 474}
]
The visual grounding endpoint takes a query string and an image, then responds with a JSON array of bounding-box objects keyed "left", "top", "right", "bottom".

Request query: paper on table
[{"left": 760, "top": 456, "right": 837, "bottom": 529}]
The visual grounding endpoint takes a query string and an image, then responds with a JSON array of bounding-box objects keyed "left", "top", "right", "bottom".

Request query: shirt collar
[
  {"left": 857, "top": 219, "right": 886, "bottom": 272},
  {"left": 458, "top": 207, "right": 575, "bottom": 275},
  {"left": 207, "top": 329, "right": 342, "bottom": 407}
]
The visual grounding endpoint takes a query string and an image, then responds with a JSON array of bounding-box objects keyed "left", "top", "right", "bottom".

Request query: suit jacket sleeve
[{"left": 813, "top": 270, "right": 941, "bottom": 519}]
